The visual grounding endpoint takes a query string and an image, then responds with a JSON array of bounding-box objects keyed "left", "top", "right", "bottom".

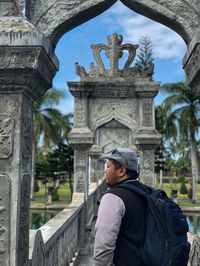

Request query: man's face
[{"left": 104, "top": 160, "right": 121, "bottom": 186}]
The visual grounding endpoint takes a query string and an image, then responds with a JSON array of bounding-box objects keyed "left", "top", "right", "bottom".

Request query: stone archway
[
  {"left": 1, "top": 0, "right": 200, "bottom": 265},
  {"left": 30, "top": 0, "right": 200, "bottom": 90}
]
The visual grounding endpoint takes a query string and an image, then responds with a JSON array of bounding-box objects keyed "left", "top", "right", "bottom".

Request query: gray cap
[{"left": 103, "top": 148, "right": 138, "bottom": 171}]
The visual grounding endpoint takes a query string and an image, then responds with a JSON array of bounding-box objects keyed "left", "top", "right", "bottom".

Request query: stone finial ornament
[{"left": 75, "top": 33, "right": 154, "bottom": 81}]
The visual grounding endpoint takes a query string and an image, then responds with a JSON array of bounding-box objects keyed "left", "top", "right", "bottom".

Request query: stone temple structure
[
  {"left": 68, "top": 33, "right": 161, "bottom": 203},
  {"left": 1, "top": 0, "right": 200, "bottom": 265}
]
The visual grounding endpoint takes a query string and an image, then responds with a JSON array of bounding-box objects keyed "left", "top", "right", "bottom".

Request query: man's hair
[{"left": 110, "top": 159, "right": 139, "bottom": 180}]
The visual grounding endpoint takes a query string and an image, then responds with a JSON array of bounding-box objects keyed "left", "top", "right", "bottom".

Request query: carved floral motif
[{"left": 0, "top": 117, "right": 14, "bottom": 159}]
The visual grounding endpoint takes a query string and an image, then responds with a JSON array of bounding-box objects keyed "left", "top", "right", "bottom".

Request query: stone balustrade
[{"left": 29, "top": 181, "right": 107, "bottom": 266}]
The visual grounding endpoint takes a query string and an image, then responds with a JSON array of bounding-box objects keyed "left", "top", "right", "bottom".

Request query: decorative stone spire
[{"left": 75, "top": 33, "right": 154, "bottom": 82}]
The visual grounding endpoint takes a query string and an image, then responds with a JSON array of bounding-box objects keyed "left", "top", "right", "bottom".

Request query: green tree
[
  {"left": 47, "top": 142, "right": 74, "bottom": 199},
  {"left": 180, "top": 183, "right": 188, "bottom": 198},
  {"left": 136, "top": 35, "right": 154, "bottom": 72},
  {"left": 31, "top": 87, "right": 67, "bottom": 199},
  {"left": 161, "top": 80, "right": 200, "bottom": 203}
]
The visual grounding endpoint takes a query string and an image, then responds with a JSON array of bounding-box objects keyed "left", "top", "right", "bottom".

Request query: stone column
[
  {"left": 67, "top": 85, "right": 94, "bottom": 203},
  {"left": 68, "top": 131, "right": 94, "bottom": 203},
  {"left": 0, "top": 20, "right": 58, "bottom": 266},
  {"left": 89, "top": 145, "right": 102, "bottom": 192}
]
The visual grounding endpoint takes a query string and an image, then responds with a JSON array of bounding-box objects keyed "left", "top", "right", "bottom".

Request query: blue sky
[{"left": 53, "top": 1, "right": 187, "bottom": 114}]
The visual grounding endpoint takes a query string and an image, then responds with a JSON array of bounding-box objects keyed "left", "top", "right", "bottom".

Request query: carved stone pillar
[
  {"left": 68, "top": 129, "right": 94, "bottom": 203},
  {"left": 135, "top": 129, "right": 161, "bottom": 187},
  {"left": 89, "top": 145, "right": 102, "bottom": 192},
  {"left": 68, "top": 82, "right": 94, "bottom": 203},
  {"left": 0, "top": 19, "right": 58, "bottom": 266}
]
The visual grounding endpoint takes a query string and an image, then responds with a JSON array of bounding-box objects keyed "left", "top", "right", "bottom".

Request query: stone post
[
  {"left": 89, "top": 145, "right": 102, "bottom": 192},
  {"left": 68, "top": 130, "right": 94, "bottom": 203},
  {"left": 0, "top": 19, "right": 58, "bottom": 266}
]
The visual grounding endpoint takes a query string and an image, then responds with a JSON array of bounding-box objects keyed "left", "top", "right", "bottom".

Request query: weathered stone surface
[
  {"left": 0, "top": 117, "right": 14, "bottom": 159},
  {"left": 0, "top": 175, "right": 10, "bottom": 266},
  {"left": 32, "top": 0, "right": 116, "bottom": 44}
]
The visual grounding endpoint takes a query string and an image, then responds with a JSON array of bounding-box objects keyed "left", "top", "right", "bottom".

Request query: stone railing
[{"left": 29, "top": 181, "right": 107, "bottom": 266}]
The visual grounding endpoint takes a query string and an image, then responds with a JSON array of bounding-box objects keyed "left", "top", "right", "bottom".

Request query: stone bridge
[
  {"left": 1, "top": 0, "right": 200, "bottom": 265},
  {"left": 28, "top": 182, "right": 200, "bottom": 266}
]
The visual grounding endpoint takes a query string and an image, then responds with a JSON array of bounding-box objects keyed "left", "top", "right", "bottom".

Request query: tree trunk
[
  {"left": 69, "top": 171, "right": 73, "bottom": 201},
  {"left": 190, "top": 127, "right": 198, "bottom": 203},
  {"left": 30, "top": 138, "right": 37, "bottom": 200}
]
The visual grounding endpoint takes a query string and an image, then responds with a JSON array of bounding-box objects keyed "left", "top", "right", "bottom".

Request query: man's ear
[{"left": 118, "top": 166, "right": 127, "bottom": 178}]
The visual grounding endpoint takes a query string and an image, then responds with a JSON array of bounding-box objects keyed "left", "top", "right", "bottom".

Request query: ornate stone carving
[
  {"left": 184, "top": 44, "right": 200, "bottom": 90},
  {"left": 142, "top": 98, "right": 153, "bottom": 127},
  {"left": 75, "top": 33, "right": 154, "bottom": 81},
  {"left": 0, "top": 175, "right": 10, "bottom": 266},
  {"left": 89, "top": 98, "right": 138, "bottom": 132},
  {"left": 189, "top": 235, "right": 200, "bottom": 265},
  {"left": 0, "top": 46, "right": 58, "bottom": 99},
  {"left": 17, "top": 174, "right": 31, "bottom": 266},
  {"left": 0, "top": 117, "right": 14, "bottom": 159},
  {"left": 0, "top": 48, "right": 38, "bottom": 69}
]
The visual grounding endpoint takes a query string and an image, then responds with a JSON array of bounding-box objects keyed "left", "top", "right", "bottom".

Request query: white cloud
[{"left": 104, "top": 1, "right": 186, "bottom": 60}]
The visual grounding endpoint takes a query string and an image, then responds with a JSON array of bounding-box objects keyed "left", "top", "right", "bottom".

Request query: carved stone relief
[
  {"left": 0, "top": 175, "right": 10, "bottom": 266},
  {"left": 142, "top": 98, "right": 153, "bottom": 127},
  {"left": 184, "top": 44, "right": 200, "bottom": 86},
  {"left": 17, "top": 174, "right": 31, "bottom": 266},
  {"left": 75, "top": 150, "right": 87, "bottom": 193},
  {"left": 89, "top": 98, "right": 138, "bottom": 132},
  {"left": 189, "top": 237, "right": 200, "bottom": 266},
  {"left": 0, "top": 48, "right": 38, "bottom": 69},
  {"left": 96, "top": 119, "right": 132, "bottom": 154},
  {"left": 74, "top": 97, "right": 87, "bottom": 127},
  {"left": 0, "top": 116, "right": 14, "bottom": 159}
]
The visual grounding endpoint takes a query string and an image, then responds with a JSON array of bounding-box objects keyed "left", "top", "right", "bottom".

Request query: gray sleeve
[{"left": 93, "top": 193, "right": 126, "bottom": 266}]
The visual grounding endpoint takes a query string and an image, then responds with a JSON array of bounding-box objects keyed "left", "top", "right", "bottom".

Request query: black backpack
[{"left": 115, "top": 183, "right": 191, "bottom": 266}]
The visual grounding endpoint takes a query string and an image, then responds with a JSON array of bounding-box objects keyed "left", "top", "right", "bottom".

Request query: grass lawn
[
  {"left": 31, "top": 184, "right": 72, "bottom": 205},
  {"left": 34, "top": 184, "right": 71, "bottom": 198},
  {"left": 156, "top": 183, "right": 200, "bottom": 207}
]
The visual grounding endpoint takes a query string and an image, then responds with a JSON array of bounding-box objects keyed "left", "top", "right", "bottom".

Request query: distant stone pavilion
[{"left": 68, "top": 33, "right": 162, "bottom": 203}]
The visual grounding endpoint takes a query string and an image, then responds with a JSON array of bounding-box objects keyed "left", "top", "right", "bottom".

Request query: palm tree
[
  {"left": 31, "top": 87, "right": 67, "bottom": 199},
  {"left": 161, "top": 80, "right": 200, "bottom": 203}
]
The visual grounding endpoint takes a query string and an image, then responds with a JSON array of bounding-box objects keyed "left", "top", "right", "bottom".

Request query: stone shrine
[{"left": 68, "top": 33, "right": 162, "bottom": 202}]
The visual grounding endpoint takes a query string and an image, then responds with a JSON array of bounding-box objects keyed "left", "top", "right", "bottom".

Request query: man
[{"left": 93, "top": 148, "right": 147, "bottom": 266}]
